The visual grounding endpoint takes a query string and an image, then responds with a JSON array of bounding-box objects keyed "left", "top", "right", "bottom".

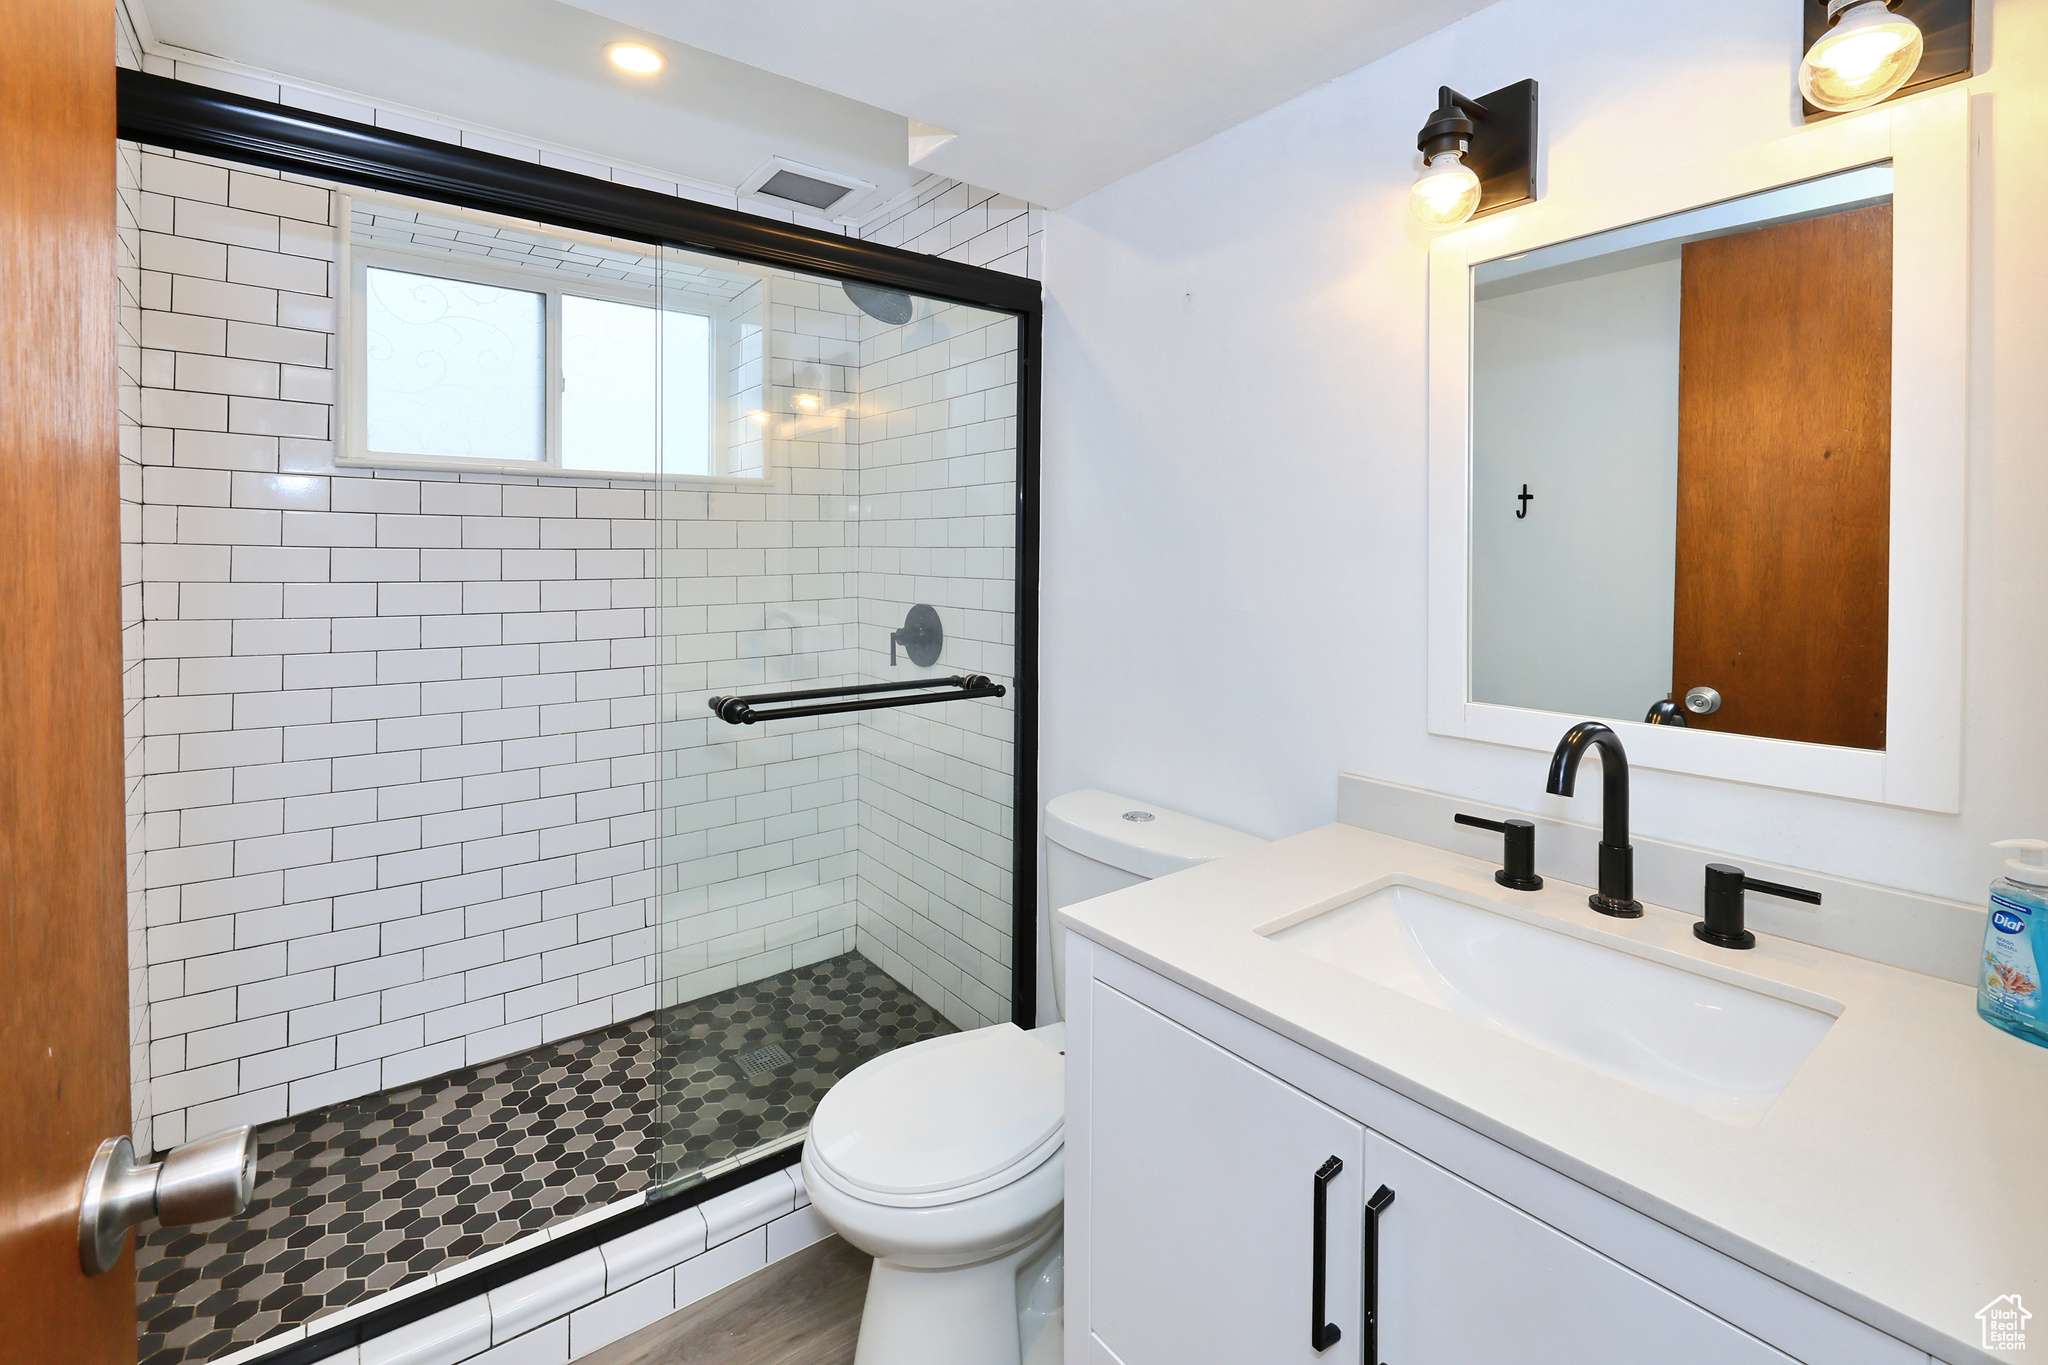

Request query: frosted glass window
[
  {"left": 561, "top": 296, "right": 712, "bottom": 476},
  {"left": 364, "top": 267, "right": 544, "bottom": 461}
]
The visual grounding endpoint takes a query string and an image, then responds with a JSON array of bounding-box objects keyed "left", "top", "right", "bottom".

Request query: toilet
[{"left": 802, "top": 789, "right": 1265, "bottom": 1365}]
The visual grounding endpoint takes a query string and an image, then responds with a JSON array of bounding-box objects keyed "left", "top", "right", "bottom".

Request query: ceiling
[
  {"left": 561, "top": 0, "right": 1499, "bottom": 207},
  {"left": 139, "top": 0, "right": 1498, "bottom": 214},
  {"left": 136, "top": 0, "right": 924, "bottom": 217}
]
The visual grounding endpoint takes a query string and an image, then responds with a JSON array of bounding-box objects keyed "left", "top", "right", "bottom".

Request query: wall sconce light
[
  {"left": 1799, "top": 0, "right": 1972, "bottom": 118},
  {"left": 1409, "top": 80, "right": 1538, "bottom": 231}
]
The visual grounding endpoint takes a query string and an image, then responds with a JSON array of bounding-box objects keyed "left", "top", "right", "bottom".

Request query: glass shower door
[{"left": 650, "top": 249, "right": 1022, "bottom": 1195}]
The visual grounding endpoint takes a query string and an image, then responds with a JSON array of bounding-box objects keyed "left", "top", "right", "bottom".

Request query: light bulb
[
  {"left": 1411, "top": 152, "right": 1483, "bottom": 230},
  {"left": 793, "top": 394, "right": 820, "bottom": 412},
  {"left": 1800, "top": 0, "right": 1923, "bottom": 112},
  {"left": 605, "top": 42, "right": 665, "bottom": 75}
]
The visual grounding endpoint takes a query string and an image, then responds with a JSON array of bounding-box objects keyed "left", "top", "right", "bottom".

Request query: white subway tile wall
[
  {"left": 860, "top": 175, "right": 1045, "bottom": 281},
  {"left": 652, "top": 287, "right": 1018, "bottom": 1034},
  {"left": 128, "top": 148, "right": 672, "bottom": 1148},
  {"left": 853, "top": 306, "right": 1019, "bottom": 1027},
  {"left": 653, "top": 278, "right": 866, "bottom": 1012},
  {"left": 125, "top": 149, "right": 1031, "bottom": 1145},
  {"left": 119, "top": 46, "right": 1041, "bottom": 1146}
]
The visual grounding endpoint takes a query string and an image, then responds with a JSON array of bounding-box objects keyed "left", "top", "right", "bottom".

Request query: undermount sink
[{"left": 1262, "top": 880, "right": 1840, "bottom": 1124}]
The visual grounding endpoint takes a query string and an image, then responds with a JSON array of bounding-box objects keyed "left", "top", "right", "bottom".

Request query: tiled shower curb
[{"left": 210, "top": 1143, "right": 825, "bottom": 1365}]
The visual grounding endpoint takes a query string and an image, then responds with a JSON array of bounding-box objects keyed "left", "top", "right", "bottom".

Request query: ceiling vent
[{"left": 739, "top": 157, "right": 875, "bottom": 217}]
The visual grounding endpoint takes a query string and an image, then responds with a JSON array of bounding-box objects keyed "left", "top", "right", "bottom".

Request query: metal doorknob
[
  {"left": 78, "top": 1126, "right": 257, "bottom": 1274},
  {"left": 1683, "top": 686, "right": 1723, "bottom": 715}
]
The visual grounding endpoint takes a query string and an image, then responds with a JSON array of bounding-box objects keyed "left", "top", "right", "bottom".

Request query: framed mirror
[{"left": 1427, "top": 90, "right": 1967, "bottom": 811}]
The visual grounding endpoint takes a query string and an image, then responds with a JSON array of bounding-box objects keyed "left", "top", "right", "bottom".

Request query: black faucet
[
  {"left": 1453, "top": 813, "right": 1543, "bottom": 891},
  {"left": 1696, "top": 864, "right": 1822, "bottom": 949},
  {"left": 1545, "top": 721, "right": 1642, "bottom": 917}
]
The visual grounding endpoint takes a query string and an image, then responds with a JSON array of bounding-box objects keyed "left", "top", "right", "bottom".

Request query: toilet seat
[{"left": 807, "top": 1024, "right": 1064, "bottom": 1209}]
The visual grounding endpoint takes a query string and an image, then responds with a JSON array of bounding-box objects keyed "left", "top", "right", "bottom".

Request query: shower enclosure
[
  {"left": 647, "top": 246, "right": 1026, "bottom": 1194},
  {"left": 119, "top": 70, "right": 1036, "bottom": 1365}
]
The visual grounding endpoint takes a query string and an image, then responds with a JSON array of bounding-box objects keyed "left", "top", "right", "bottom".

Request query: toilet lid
[{"left": 808, "top": 1024, "right": 1064, "bottom": 1201}]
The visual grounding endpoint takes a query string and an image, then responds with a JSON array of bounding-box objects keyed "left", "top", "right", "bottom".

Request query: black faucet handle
[
  {"left": 1737, "top": 872, "right": 1823, "bottom": 906},
  {"left": 1454, "top": 813, "right": 1544, "bottom": 892},
  {"left": 1696, "top": 863, "right": 1823, "bottom": 950}
]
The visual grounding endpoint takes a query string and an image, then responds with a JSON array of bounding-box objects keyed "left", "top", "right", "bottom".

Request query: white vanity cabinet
[
  {"left": 1067, "top": 939, "right": 1937, "bottom": 1365},
  {"left": 1368, "top": 1132, "right": 1791, "bottom": 1363},
  {"left": 1088, "top": 980, "right": 1367, "bottom": 1365}
]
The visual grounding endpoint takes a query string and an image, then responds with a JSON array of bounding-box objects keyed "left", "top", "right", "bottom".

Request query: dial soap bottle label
[{"left": 1983, "top": 893, "right": 2040, "bottom": 1013}]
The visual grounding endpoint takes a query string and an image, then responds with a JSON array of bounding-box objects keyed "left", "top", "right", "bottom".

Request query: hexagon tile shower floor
[{"left": 134, "top": 952, "right": 952, "bottom": 1365}]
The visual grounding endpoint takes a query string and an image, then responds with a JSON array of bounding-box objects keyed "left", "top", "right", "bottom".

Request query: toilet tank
[{"left": 1044, "top": 789, "right": 1264, "bottom": 1017}]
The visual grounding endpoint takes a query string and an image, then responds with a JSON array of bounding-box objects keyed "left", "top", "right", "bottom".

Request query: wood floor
[{"left": 581, "top": 1236, "right": 871, "bottom": 1365}]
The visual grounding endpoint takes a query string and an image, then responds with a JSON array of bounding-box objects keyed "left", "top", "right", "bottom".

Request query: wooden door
[
  {"left": 1085, "top": 981, "right": 1366, "bottom": 1365},
  {"left": 0, "top": 1, "right": 133, "bottom": 1363},
  {"left": 1671, "top": 204, "right": 1891, "bottom": 750}
]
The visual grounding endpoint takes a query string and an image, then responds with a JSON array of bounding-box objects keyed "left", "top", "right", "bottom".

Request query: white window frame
[{"left": 337, "top": 197, "right": 765, "bottom": 485}]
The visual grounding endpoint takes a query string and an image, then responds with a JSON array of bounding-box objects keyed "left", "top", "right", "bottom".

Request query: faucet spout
[{"left": 1545, "top": 721, "right": 1643, "bottom": 917}]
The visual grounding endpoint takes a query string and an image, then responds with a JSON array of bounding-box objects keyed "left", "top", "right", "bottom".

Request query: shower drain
[{"left": 734, "top": 1043, "right": 793, "bottom": 1078}]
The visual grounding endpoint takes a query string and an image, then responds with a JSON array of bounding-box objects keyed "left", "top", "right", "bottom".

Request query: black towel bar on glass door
[{"left": 707, "top": 675, "right": 1005, "bottom": 725}]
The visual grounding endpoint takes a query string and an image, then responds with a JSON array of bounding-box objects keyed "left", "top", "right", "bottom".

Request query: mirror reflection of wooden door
[
  {"left": 0, "top": 1, "right": 135, "bottom": 1362},
  {"left": 1671, "top": 203, "right": 1891, "bottom": 751}
]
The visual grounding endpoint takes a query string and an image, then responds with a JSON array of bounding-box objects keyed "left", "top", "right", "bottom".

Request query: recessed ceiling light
[{"left": 606, "top": 42, "right": 664, "bottom": 75}]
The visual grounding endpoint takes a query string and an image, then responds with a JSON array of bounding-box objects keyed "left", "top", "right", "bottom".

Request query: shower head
[{"left": 843, "top": 281, "right": 915, "bottom": 325}]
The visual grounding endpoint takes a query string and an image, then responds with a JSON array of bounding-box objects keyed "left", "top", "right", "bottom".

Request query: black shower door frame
[
  {"left": 117, "top": 67, "right": 1042, "bottom": 1365},
  {"left": 117, "top": 65, "right": 1040, "bottom": 1025}
]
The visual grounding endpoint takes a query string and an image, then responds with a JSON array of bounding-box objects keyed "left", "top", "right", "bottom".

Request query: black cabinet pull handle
[
  {"left": 1364, "top": 1183, "right": 1396, "bottom": 1363},
  {"left": 1311, "top": 1156, "right": 1343, "bottom": 1352}
]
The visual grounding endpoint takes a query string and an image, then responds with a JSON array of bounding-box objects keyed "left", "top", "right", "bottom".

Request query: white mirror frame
[{"left": 1428, "top": 88, "right": 1968, "bottom": 813}]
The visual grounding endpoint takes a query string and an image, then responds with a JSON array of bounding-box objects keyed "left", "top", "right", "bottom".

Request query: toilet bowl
[{"left": 802, "top": 790, "right": 1264, "bottom": 1365}]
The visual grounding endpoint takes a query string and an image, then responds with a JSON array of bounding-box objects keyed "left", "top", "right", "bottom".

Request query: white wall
[
  {"left": 1470, "top": 258, "right": 1679, "bottom": 721},
  {"left": 1040, "top": 0, "right": 2048, "bottom": 924}
]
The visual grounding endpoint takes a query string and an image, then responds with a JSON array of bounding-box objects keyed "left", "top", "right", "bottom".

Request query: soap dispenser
[{"left": 1978, "top": 839, "right": 2048, "bottom": 1048}]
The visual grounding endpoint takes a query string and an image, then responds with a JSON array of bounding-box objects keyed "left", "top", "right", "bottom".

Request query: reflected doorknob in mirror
[{"left": 1684, "top": 686, "right": 1722, "bottom": 716}]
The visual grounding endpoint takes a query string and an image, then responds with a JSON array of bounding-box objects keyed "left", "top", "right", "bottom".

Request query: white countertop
[{"left": 1058, "top": 822, "right": 2048, "bottom": 1365}]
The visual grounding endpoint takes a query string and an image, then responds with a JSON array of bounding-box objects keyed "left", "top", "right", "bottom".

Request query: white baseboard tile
[
  {"left": 277, "top": 1168, "right": 819, "bottom": 1365},
  {"left": 700, "top": 1168, "right": 797, "bottom": 1246},
  {"left": 361, "top": 1296, "right": 492, "bottom": 1365},
  {"left": 565, "top": 1262, "right": 675, "bottom": 1358},
  {"left": 765, "top": 1202, "right": 834, "bottom": 1261},
  {"left": 469, "top": 1321, "right": 570, "bottom": 1365},
  {"left": 598, "top": 1205, "right": 709, "bottom": 1292},
  {"left": 487, "top": 1249, "right": 605, "bottom": 1344},
  {"left": 670, "top": 1225, "right": 770, "bottom": 1313}
]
